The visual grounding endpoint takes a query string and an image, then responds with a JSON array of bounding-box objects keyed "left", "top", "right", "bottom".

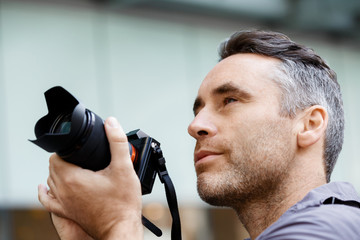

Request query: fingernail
[{"left": 107, "top": 117, "right": 119, "bottom": 128}]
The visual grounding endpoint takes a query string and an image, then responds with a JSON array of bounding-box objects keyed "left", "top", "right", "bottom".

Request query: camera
[
  {"left": 31, "top": 86, "right": 182, "bottom": 239},
  {"left": 30, "top": 86, "right": 159, "bottom": 195}
]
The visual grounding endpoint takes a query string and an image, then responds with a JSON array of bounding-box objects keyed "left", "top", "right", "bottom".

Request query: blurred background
[{"left": 0, "top": 0, "right": 360, "bottom": 239}]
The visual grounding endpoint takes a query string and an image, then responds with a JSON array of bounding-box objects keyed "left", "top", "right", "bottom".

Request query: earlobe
[{"left": 297, "top": 106, "right": 328, "bottom": 148}]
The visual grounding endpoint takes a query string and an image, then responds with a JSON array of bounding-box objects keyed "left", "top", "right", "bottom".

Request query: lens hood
[{"left": 30, "top": 86, "right": 110, "bottom": 170}]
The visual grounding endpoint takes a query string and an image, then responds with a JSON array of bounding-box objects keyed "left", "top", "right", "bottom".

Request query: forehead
[{"left": 198, "top": 53, "right": 281, "bottom": 98}]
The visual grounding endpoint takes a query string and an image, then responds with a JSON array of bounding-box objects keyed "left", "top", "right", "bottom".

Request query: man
[{"left": 38, "top": 30, "right": 360, "bottom": 239}]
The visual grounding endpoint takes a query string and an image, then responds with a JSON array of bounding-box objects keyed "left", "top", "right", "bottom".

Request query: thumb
[{"left": 104, "top": 117, "right": 133, "bottom": 170}]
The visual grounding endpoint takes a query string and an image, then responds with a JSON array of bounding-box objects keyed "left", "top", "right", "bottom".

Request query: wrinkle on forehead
[{"left": 199, "top": 54, "right": 281, "bottom": 94}]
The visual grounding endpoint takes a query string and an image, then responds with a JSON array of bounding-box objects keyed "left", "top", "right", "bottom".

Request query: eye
[{"left": 224, "top": 97, "right": 237, "bottom": 105}]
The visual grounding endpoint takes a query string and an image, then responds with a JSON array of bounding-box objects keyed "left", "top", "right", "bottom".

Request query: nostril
[{"left": 197, "top": 130, "right": 208, "bottom": 136}]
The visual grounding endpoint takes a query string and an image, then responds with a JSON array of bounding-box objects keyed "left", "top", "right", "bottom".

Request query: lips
[{"left": 194, "top": 150, "right": 222, "bottom": 164}]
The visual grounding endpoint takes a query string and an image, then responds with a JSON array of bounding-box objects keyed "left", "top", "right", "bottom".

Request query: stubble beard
[{"left": 196, "top": 121, "right": 294, "bottom": 209}]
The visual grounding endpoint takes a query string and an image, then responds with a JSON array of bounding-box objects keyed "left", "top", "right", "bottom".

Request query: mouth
[{"left": 194, "top": 150, "right": 222, "bottom": 164}]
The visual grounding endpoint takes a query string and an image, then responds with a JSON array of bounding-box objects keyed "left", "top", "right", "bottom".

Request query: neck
[{"left": 233, "top": 171, "right": 326, "bottom": 239}]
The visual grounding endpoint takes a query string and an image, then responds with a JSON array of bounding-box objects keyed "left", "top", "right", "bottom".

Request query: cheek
[
  {"left": 229, "top": 118, "right": 294, "bottom": 160},
  {"left": 222, "top": 117, "right": 257, "bottom": 152}
]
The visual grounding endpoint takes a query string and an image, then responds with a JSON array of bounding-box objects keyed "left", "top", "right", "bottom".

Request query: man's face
[{"left": 188, "top": 53, "right": 297, "bottom": 207}]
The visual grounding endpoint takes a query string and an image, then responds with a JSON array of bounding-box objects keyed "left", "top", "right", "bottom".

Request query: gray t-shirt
[{"left": 251, "top": 182, "right": 360, "bottom": 240}]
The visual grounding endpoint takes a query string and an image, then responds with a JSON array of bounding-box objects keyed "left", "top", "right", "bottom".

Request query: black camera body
[{"left": 30, "top": 86, "right": 158, "bottom": 195}]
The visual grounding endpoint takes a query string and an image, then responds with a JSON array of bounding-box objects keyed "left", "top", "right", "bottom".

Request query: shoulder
[{"left": 257, "top": 204, "right": 360, "bottom": 240}]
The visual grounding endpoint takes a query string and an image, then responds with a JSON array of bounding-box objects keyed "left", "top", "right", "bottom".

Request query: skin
[
  {"left": 38, "top": 117, "right": 143, "bottom": 240},
  {"left": 187, "top": 53, "right": 328, "bottom": 239},
  {"left": 49, "top": 213, "right": 94, "bottom": 240},
  {"left": 38, "top": 53, "right": 329, "bottom": 240}
]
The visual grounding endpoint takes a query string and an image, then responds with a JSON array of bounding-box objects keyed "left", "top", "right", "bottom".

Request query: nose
[{"left": 188, "top": 110, "right": 217, "bottom": 139}]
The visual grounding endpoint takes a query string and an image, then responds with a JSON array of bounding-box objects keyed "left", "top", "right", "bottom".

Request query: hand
[
  {"left": 38, "top": 117, "right": 143, "bottom": 240},
  {"left": 50, "top": 212, "right": 94, "bottom": 240}
]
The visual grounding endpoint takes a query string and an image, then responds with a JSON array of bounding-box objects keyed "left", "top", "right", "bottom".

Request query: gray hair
[{"left": 219, "top": 30, "right": 344, "bottom": 182}]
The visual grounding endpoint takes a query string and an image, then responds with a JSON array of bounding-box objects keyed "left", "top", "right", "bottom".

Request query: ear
[{"left": 297, "top": 105, "right": 328, "bottom": 148}]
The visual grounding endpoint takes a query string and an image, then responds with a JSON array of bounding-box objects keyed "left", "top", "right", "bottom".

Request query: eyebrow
[
  {"left": 192, "top": 82, "right": 253, "bottom": 115},
  {"left": 193, "top": 97, "right": 203, "bottom": 115},
  {"left": 212, "top": 82, "right": 252, "bottom": 99}
]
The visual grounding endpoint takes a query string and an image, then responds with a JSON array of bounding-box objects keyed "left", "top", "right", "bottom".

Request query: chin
[
  {"left": 196, "top": 172, "right": 239, "bottom": 207},
  {"left": 197, "top": 183, "right": 223, "bottom": 206}
]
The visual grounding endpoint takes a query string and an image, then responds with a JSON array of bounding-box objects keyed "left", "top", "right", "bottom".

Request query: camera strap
[
  {"left": 142, "top": 215, "right": 163, "bottom": 237},
  {"left": 159, "top": 166, "right": 182, "bottom": 240},
  {"left": 152, "top": 144, "right": 182, "bottom": 240},
  {"left": 323, "top": 197, "right": 360, "bottom": 208}
]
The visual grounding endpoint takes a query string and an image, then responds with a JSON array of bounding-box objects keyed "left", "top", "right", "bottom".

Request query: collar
[{"left": 287, "top": 182, "right": 360, "bottom": 214}]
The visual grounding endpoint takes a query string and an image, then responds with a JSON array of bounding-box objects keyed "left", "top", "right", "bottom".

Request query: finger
[
  {"left": 49, "top": 153, "right": 82, "bottom": 185},
  {"left": 38, "top": 184, "right": 65, "bottom": 217},
  {"left": 49, "top": 154, "right": 64, "bottom": 183},
  {"left": 104, "top": 117, "right": 133, "bottom": 170},
  {"left": 47, "top": 177, "right": 57, "bottom": 198}
]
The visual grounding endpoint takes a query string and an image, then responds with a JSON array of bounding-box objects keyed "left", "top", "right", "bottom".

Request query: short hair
[{"left": 219, "top": 30, "right": 344, "bottom": 182}]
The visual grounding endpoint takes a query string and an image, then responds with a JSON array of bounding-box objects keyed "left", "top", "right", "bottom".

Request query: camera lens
[
  {"left": 31, "top": 86, "right": 118, "bottom": 171},
  {"left": 50, "top": 113, "right": 72, "bottom": 134}
]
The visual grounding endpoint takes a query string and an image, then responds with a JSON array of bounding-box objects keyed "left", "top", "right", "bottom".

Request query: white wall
[{"left": 0, "top": 1, "right": 359, "bottom": 207}]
